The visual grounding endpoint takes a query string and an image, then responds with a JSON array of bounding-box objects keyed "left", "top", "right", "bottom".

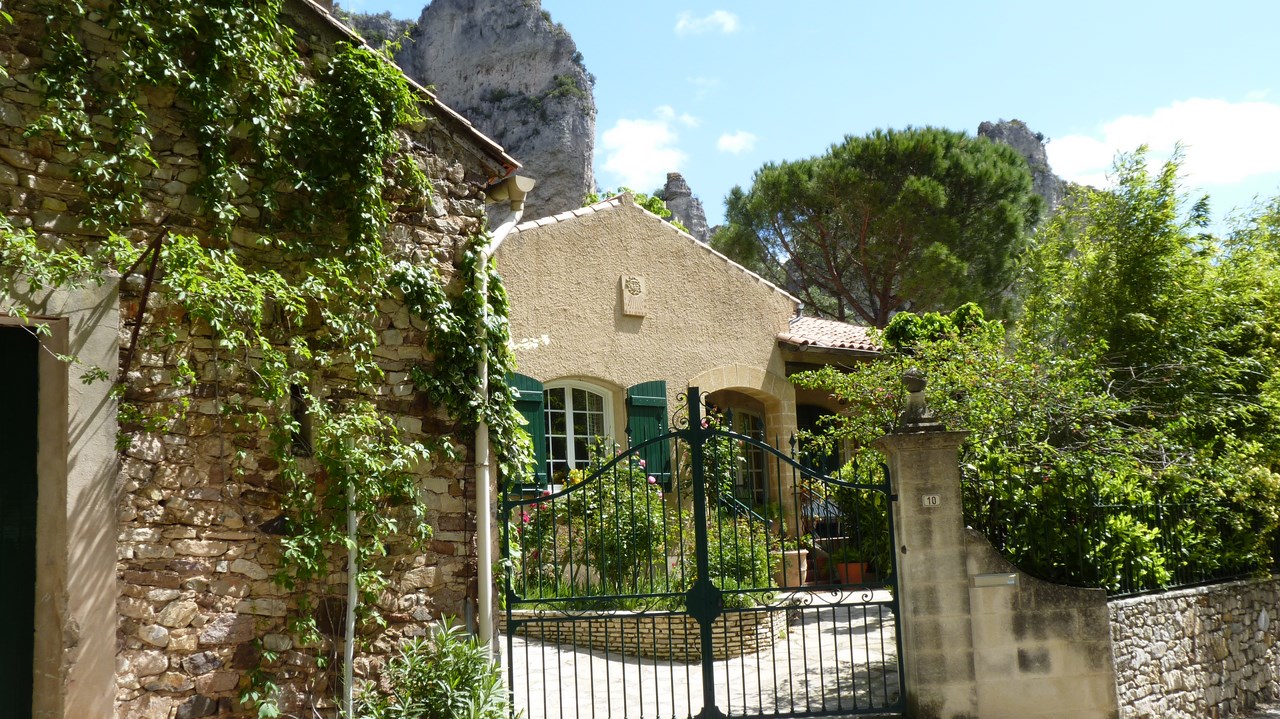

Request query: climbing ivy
[
  {"left": 2, "top": 0, "right": 528, "bottom": 715},
  {"left": 392, "top": 236, "right": 534, "bottom": 486}
]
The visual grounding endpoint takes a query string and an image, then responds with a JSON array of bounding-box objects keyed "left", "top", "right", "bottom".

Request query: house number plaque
[
  {"left": 620, "top": 274, "right": 647, "bottom": 317},
  {"left": 921, "top": 494, "right": 941, "bottom": 508}
]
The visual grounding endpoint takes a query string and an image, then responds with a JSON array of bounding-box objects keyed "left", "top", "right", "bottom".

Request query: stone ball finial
[
  {"left": 899, "top": 368, "right": 942, "bottom": 432},
  {"left": 903, "top": 369, "right": 927, "bottom": 394}
]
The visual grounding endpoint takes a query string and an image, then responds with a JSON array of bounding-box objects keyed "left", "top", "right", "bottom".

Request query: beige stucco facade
[{"left": 496, "top": 195, "right": 802, "bottom": 454}]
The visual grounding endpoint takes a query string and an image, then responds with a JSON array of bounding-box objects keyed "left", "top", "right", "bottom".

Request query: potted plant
[
  {"left": 832, "top": 487, "right": 892, "bottom": 584},
  {"left": 828, "top": 543, "right": 871, "bottom": 584},
  {"left": 772, "top": 533, "right": 810, "bottom": 588}
]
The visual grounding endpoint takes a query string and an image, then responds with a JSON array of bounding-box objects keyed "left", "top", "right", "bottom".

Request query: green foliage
[
  {"left": 831, "top": 485, "right": 891, "bottom": 573},
  {"left": 397, "top": 240, "right": 534, "bottom": 487},
  {"left": 714, "top": 126, "right": 1042, "bottom": 326},
  {"left": 519, "top": 442, "right": 666, "bottom": 591},
  {"left": 584, "top": 188, "right": 690, "bottom": 233},
  {"left": 699, "top": 515, "right": 774, "bottom": 593},
  {"left": 796, "top": 151, "right": 1280, "bottom": 590},
  {"left": 355, "top": 617, "right": 511, "bottom": 719},
  {"left": 2, "top": 1, "right": 520, "bottom": 713}
]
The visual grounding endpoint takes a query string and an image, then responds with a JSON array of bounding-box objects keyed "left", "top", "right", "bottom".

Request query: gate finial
[{"left": 898, "top": 369, "right": 944, "bottom": 432}]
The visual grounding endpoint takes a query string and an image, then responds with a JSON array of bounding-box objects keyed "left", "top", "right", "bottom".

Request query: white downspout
[
  {"left": 343, "top": 438, "right": 357, "bottom": 719},
  {"left": 477, "top": 175, "right": 535, "bottom": 650}
]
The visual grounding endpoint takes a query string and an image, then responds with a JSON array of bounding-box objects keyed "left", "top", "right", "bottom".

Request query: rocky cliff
[
  {"left": 657, "top": 172, "right": 710, "bottom": 242},
  {"left": 347, "top": 0, "right": 595, "bottom": 220},
  {"left": 978, "top": 119, "right": 1067, "bottom": 214}
]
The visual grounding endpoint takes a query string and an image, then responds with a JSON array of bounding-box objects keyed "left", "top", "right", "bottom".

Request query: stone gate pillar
[{"left": 876, "top": 427, "right": 976, "bottom": 719}]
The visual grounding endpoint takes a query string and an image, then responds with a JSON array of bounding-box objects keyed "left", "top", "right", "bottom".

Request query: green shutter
[
  {"left": 508, "top": 372, "right": 548, "bottom": 487},
  {"left": 626, "top": 381, "right": 669, "bottom": 485}
]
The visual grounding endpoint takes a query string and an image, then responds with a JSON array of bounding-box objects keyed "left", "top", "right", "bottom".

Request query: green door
[{"left": 0, "top": 327, "right": 38, "bottom": 718}]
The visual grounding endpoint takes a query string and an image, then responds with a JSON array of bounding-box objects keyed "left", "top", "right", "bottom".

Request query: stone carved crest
[{"left": 620, "top": 274, "right": 647, "bottom": 317}]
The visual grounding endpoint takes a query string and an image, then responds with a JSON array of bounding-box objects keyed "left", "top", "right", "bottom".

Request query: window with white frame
[{"left": 544, "top": 382, "right": 611, "bottom": 482}]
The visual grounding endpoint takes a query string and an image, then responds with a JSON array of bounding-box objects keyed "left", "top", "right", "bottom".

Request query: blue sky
[{"left": 345, "top": 0, "right": 1280, "bottom": 228}]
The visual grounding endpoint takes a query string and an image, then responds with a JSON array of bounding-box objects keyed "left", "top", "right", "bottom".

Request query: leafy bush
[
  {"left": 795, "top": 297, "right": 1280, "bottom": 593},
  {"left": 516, "top": 441, "right": 667, "bottom": 594},
  {"left": 355, "top": 617, "right": 509, "bottom": 719},
  {"left": 695, "top": 516, "right": 773, "bottom": 591}
]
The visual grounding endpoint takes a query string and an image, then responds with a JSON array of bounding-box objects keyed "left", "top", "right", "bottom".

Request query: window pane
[
  {"left": 546, "top": 387, "right": 565, "bottom": 410},
  {"left": 549, "top": 410, "right": 566, "bottom": 434},
  {"left": 573, "top": 437, "right": 589, "bottom": 465},
  {"left": 549, "top": 436, "right": 567, "bottom": 462},
  {"left": 586, "top": 391, "right": 603, "bottom": 413},
  {"left": 587, "top": 410, "right": 604, "bottom": 438},
  {"left": 572, "top": 387, "right": 586, "bottom": 408}
]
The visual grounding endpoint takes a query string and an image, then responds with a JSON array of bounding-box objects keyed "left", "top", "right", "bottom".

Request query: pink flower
[
  {"left": 647, "top": 476, "right": 657, "bottom": 484},
  {"left": 701, "top": 418, "right": 709, "bottom": 428},
  {"left": 521, "top": 512, "right": 531, "bottom": 524},
  {"left": 541, "top": 490, "right": 551, "bottom": 496},
  {"left": 638, "top": 458, "right": 646, "bottom": 469}
]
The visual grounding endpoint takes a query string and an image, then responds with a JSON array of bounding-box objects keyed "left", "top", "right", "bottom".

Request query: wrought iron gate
[{"left": 501, "top": 388, "right": 904, "bottom": 719}]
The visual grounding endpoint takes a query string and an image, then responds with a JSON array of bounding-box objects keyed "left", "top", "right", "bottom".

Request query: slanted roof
[
  {"left": 291, "top": 0, "right": 520, "bottom": 182},
  {"left": 778, "top": 316, "right": 880, "bottom": 356},
  {"left": 505, "top": 193, "right": 802, "bottom": 307}
]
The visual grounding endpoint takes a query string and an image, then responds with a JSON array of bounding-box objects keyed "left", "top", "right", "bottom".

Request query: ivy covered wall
[{"left": 0, "top": 0, "right": 522, "bottom": 716}]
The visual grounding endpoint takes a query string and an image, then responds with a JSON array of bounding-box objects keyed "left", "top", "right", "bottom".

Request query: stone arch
[
  {"left": 688, "top": 364, "right": 802, "bottom": 534},
  {"left": 687, "top": 363, "right": 796, "bottom": 447}
]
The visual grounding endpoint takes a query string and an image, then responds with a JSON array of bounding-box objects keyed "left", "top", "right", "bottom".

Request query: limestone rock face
[
  {"left": 340, "top": 10, "right": 414, "bottom": 48},
  {"left": 658, "top": 172, "right": 710, "bottom": 242},
  {"left": 977, "top": 119, "right": 1068, "bottom": 214},
  {"left": 385, "top": 0, "right": 596, "bottom": 220}
]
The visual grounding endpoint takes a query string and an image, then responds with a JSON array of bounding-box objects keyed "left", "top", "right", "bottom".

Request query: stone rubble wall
[
  {"left": 1109, "top": 576, "right": 1280, "bottom": 719},
  {"left": 1, "top": 1, "right": 500, "bottom": 717},
  {"left": 500, "top": 608, "right": 789, "bottom": 662}
]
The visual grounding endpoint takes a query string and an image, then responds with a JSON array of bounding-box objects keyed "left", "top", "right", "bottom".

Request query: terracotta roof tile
[{"left": 778, "top": 316, "right": 880, "bottom": 355}]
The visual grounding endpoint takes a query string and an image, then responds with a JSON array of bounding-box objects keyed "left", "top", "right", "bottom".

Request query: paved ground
[
  {"left": 501, "top": 589, "right": 900, "bottom": 719},
  {"left": 1250, "top": 703, "right": 1280, "bottom": 718}
]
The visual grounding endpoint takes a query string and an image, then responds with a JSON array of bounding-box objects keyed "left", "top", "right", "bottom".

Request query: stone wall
[
  {"left": 1110, "top": 577, "right": 1280, "bottom": 719},
  {"left": 501, "top": 608, "right": 788, "bottom": 662},
  {"left": 1, "top": 1, "right": 509, "bottom": 717}
]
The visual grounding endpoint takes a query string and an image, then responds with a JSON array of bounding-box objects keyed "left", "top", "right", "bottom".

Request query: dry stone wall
[
  {"left": 1, "top": 2, "right": 501, "bottom": 717},
  {"left": 1110, "top": 577, "right": 1280, "bottom": 719},
  {"left": 501, "top": 609, "right": 789, "bottom": 662}
]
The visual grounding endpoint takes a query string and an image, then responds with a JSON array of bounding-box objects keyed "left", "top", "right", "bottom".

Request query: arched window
[{"left": 544, "top": 381, "right": 612, "bottom": 482}]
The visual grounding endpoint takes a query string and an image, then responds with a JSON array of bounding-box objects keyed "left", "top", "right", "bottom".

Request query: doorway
[{"left": 0, "top": 326, "right": 39, "bottom": 717}]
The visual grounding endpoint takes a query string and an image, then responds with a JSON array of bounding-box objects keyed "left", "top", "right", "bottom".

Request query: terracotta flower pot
[{"left": 834, "top": 561, "right": 870, "bottom": 585}]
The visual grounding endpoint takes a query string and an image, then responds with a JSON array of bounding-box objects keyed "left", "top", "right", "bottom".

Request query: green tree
[
  {"left": 714, "top": 127, "right": 1042, "bottom": 326},
  {"left": 1020, "top": 150, "right": 1280, "bottom": 471}
]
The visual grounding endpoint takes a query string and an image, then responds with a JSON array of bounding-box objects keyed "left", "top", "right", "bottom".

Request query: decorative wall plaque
[{"left": 620, "top": 274, "right": 647, "bottom": 317}]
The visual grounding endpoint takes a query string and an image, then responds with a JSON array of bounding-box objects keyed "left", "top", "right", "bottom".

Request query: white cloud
[
  {"left": 687, "top": 75, "right": 720, "bottom": 100},
  {"left": 675, "top": 10, "right": 739, "bottom": 36},
  {"left": 1047, "top": 98, "right": 1280, "bottom": 190},
  {"left": 655, "top": 105, "right": 700, "bottom": 128},
  {"left": 717, "top": 130, "right": 758, "bottom": 155},
  {"left": 601, "top": 111, "right": 688, "bottom": 190}
]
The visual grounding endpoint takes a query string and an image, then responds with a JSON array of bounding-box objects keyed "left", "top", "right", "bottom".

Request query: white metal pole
[{"left": 343, "top": 443, "right": 358, "bottom": 717}]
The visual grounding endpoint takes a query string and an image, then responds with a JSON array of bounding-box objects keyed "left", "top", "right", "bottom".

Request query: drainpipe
[
  {"left": 343, "top": 438, "right": 357, "bottom": 719},
  {"left": 477, "top": 175, "right": 535, "bottom": 650}
]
